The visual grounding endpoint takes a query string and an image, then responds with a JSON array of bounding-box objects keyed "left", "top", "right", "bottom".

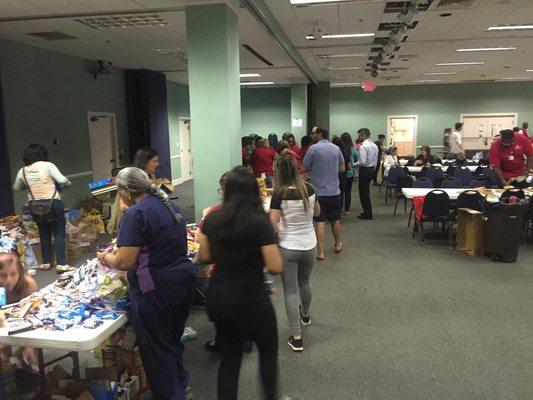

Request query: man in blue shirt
[
  {"left": 302, "top": 126, "right": 345, "bottom": 260},
  {"left": 356, "top": 128, "right": 379, "bottom": 220}
]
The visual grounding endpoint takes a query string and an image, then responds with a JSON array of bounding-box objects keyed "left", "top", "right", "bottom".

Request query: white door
[
  {"left": 461, "top": 113, "right": 516, "bottom": 150},
  {"left": 87, "top": 112, "right": 118, "bottom": 181},
  {"left": 179, "top": 118, "right": 193, "bottom": 179},
  {"left": 388, "top": 115, "right": 417, "bottom": 156}
]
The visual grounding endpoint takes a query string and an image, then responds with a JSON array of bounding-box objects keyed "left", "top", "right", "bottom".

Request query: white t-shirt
[
  {"left": 270, "top": 183, "right": 317, "bottom": 251},
  {"left": 449, "top": 131, "right": 463, "bottom": 154},
  {"left": 13, "top": 161, "right": 71, "bottom": 200}
]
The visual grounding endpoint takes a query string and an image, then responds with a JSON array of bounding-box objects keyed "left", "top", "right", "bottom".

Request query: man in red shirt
[
  {"left": 520, "top": 121, "right": 528, "bottom": 137},
  {"left": 250, "top": 138, "right": 276, "bottom": 186},
  {"left": 489, "top": 129, "right": 533, "bottom": 184}
]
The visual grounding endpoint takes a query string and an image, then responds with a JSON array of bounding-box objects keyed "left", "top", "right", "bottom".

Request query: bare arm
[
  {"left": 269, "top": 209, "right": 281, "bottom": 233},
  {"left": 339, "top": 163, "right": 346, "bottom": 173},
  {"left": 98, "top": 247, "right": 140, "bottom": 271},
  {"left": 261, "top": 244, "right": 282, "bottom": 275},
  {"left": 493, "top": 167, "right": 506, "bottom": 185},
  {"left": 196, "top": 230, "right": 212, "bottom": 264},
  {"left": 314, "top": 199, "right": 321, "bottom": 217}
]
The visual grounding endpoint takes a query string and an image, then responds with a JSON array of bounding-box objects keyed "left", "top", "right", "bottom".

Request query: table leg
[{"left": 71, "top": 351, "right": 80, "bottom": 380}]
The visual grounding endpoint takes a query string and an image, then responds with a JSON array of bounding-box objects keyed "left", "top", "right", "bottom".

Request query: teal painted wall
[
  {"left": 330, "top": 82, "right": 533, "bottom": 147},
  {"left": 166, "top": 81, "right": 190, "bottom": 179},
  {"left": 0, "top": 38, "right": 128, "bottom": 212},
  {"left": 241, "top": 87, "right": 291, "bottom": 137}
]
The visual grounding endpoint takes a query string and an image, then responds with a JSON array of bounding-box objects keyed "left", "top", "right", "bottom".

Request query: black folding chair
[
  {"left": 446, "top": 165, "right": 457, "bottom": 177},
  {"left": 501, "top": 188, "right": 525, "bottom": 201},
  {"left": 384, "top": 167, "right": 403, "bottom": 203},
  {"left": 441, "top": 177, "right": 462, "bottom": 188},
  {"left": 413, "top": 190, "right": 453, "bottom": 248},
  {"left": 482, "top": 167, "right": 499, "bottom": 188},
  {"left": 407, "top": 178, "right": 434, "bottom": 226},
  {"left": 394, "top": 174, "right": 414, "bottom": 215},
  {"left": 473, "top": 166, "right": 484, "bottom": 177},
  {"left": 454, "top": 167, "right": 472, "bottom": 187},
  {"left": 469, "top": 175, "right": 490, "bottom": 188},
  {"left": 426, "top": 167, "right": 444, "bottom": 182},
  {"left": 456, "top": 190, "right": 485, "bottom": 212}
]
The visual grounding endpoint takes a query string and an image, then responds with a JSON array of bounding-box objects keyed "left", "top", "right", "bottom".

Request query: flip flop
[
  {"left": 316, "top": 255, "right": 325, "bottom": 261},
  {"left": 334, "top": 242, "right": 343, "bottom": 254},
  {"left": 36, "top": 264, "right": 51, "bottom": 271},
  {"left": 56, "top": 264, "right": 75, "bottom": 274}
]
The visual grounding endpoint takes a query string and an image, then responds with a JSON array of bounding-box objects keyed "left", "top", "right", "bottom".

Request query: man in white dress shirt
[
  {"left": 355, "top": 128, "right": 379, "bottom": 220},
  {"left": 449, "top": 122, "right": 464, "bottom": 159}
]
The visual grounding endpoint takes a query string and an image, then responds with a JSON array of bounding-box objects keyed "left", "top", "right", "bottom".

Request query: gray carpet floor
[{"left": 33, "top": 184, "right": 533, "bottom": 400}]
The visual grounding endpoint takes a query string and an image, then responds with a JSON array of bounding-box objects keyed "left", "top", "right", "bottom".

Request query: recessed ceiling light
[
  {"left": 436, "top": 62, "right": 484, "bottom": 66},
  {"left": 487, "top": 24, "right": 533, "bottom": 31},
  {"left": 526, "top": 69, "right": 533, "bottom": 72},
  {"left": 412, "top": 79, "right": 442, "bottom": 83},
  {"left": 326, "top": 66, "right": 364, "bottom": 71},
  {"left": 456, "top": 46, "right": 516, "bottom": 52},
  {"left": 239, "top": 73, "right": 261, "bottom": 78},
  {"left": 330, "top": 82, "right": 361, "bottom": 87},
  {"left": 240, "top": 81, "right": 274, "bottom": 85},
  {"left": 317, "top": 53, "right": 367, "bottom": 58},
  {"left": 424, "top": 72, "right": 458, "bottom": 75},
  {"left": 500, "top": 77, "right": 532, "bottom": 80},
  {"left": 306, "top": 33, "right": 375, "bottom": 40},
  {"left": 439, "top": 13, "right": 452, "bottom": 17}
]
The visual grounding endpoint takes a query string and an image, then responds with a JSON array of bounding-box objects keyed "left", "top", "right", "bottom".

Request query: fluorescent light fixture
[
  {"left": 239, "top": 73, "right": 261, "bottom": 78},
  {"left": 240, "top": 81, "right": 274, "bottom": 85},
  {"left": 327, "top": 66, "right": 363, "bottom": 71},
  {"left": 487, "top": 24, "right": 533, "bottom": 31},
  {"left": 317, "top": 53, "right": 367, "bottom": 58},
  {"left": 436, "top": 62, "right": 484, "bottom": 66},
  {"left": 457, "top": 46, "right": 516, "bottom": 52},
  {"left": 412, "top": 79, "right": 442, "bottom": 83},
  {"left": 306, "top": 33, "right": 374, "bottom": 40},
  {"left": 290, "top": 0, "right": 350, "bottom": 4},
  {"left": 424, "top": 72, "right": 458, "bottom": 75},
  {"left": 330, "top": 82, "right": 361, "bottom": 87},
  {"left": 526, "top": 69, "right": 533, "bottom": 72},
  {"left": 500, "top": 77, "right": 532, "bottom": 80}
]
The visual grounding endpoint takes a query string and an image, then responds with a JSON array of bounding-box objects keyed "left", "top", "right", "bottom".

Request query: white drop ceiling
[{"left": 0, "top": 0, "right": 533, "bottom": 87}]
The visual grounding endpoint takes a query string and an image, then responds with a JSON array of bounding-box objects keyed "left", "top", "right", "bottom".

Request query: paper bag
[{"left": 456, "top": 208, "right": 483, "bottom": 256}]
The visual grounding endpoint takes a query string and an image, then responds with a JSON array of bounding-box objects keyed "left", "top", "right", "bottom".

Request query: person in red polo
[{"left": 489, "top": 129, "right": 533, "bottom": 184}]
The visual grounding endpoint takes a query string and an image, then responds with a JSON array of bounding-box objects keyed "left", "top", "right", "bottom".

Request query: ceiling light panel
[
  {"left": 330, "top": 83, "right": 361, "bottom": 87},
  {"left": 240, "top": 81, "right": 274, "bottom": 85},
  {"left": 290, "top": 0, "right": 351, "bottom": 4},
  {"left": 456, "top": 47, "right": 516, "bottom": 52},
  {"left": 306, "top": 33, "right": 375, "bottom": 40},
  {"left": 413, "top": 79, "right": 442, "bottom": 83},
  {"left": 240, "top": 73, "right": 261, "bottom": 77},
  {"left": 487, "top": 24, "right": 533, "bottom": 31},
  {"left": 500, "top": 77, "right": 532, "bottom": 80},
  {"left": 436, "top": 62, "right": 484, "bottom": 66},
  {"left": 316, "top": 54, "right": 367, "bottom": 58},
  {"left": 76, "top": 15, "right": 171, "bottom": 29},
  {"left": 326, "top": 66, "right": 364, "bottom": 71},
  {"left": 424, "top": 72, "right": 458, "bottom": 75}
]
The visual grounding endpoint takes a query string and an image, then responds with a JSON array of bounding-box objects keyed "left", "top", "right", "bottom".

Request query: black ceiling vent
[
  {"left": 242, "top": 44, "right": 273, "bottom": 67},
  {"left": 437, "top": 0, "right": 476, "bottom": 6},
  {"left": 378, "top": 21, "right": 419, "bottom": 31},
  {"left": 27, "top": 31, "right": 77, "bottom": 41},
  {"left": 384, "top": 1, "right": 433, "bottom": 13}
]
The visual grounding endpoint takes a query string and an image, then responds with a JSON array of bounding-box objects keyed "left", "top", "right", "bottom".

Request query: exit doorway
[
  {"left": 87, "top": 112, "right": 118, "bottom": 181},
  {"left": 388, "top": 115, "right": 418, "bottom": 156},
  {"left": 179, "top": 117, "right": 193, "bottom": 181}
]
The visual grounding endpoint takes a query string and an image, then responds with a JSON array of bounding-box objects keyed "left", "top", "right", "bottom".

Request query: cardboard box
[
  {"left": 121, "top": 347, "right": 143, "bottom": 370},
  {"left": 84, "top": 366, "right": 118, "bottom": 382},
  {"left": 456, "top": 208, "right": 484, "bottom": 256}
]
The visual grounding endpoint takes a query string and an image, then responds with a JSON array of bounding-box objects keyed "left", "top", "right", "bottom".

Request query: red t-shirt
[
  {"left": 298, "top": 146, "right": 309, "bottom": 160},
  {"left": 251, "top": 146, "right": 276, "bottom": 175},
  {"left": 489, "top": 133, "right": 533, "bottom": 179}
]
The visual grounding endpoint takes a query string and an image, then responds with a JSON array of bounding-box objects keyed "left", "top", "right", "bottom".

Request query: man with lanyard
[
  {"left": 355, "top": 128, "right": 379, "bottom": 220},
  {"left": 302, "top": 125, "right": 345, "bottom": 259},
  {"left": 489, "top": 129, "right": 533, "bottom": 185}
]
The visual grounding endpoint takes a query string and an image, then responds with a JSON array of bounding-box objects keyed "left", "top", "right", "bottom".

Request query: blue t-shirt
[
  {"left": 303, "top": 140, "right": 345, "bottom": 196},
  {"left": 117, "top": 196, "right": 195, "bottom": 294}
]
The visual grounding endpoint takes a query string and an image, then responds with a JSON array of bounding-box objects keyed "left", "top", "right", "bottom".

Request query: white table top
[
  {"left": 402, "top": 188, "right": 469, "bottom": 200},
  {"left": 407, "top": 166, "right": 478, "bottom": 173},
  {"left": 0, "top": 314, "right": 127, "bottom": 351}
]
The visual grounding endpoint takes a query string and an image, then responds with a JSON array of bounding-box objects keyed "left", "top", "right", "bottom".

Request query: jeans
[
  {"left": 279, "top": 247, "right": 316, "bottom": 337},
  {"left": 208, "top": 284, "right": 278, "bottom": 400},
  {"left": 342, "top": 177, "right": 354, "bottom": 212},
  {"left": 36, "top": 199, "right": 66, "bottom": 265}
]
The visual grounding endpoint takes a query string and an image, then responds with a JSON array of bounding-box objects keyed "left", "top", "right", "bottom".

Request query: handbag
[{"left": 23, "top": 168, "right": 58, "bottom": 223}]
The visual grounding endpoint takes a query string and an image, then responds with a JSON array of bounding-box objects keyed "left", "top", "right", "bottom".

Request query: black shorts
[{"left": 314, "top": 195, "right": 341, "bottom": 223}]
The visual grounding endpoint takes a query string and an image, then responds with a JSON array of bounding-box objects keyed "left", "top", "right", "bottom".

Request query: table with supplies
[{"left": 402, "top": 188, "right": 469, "bottom": 200}]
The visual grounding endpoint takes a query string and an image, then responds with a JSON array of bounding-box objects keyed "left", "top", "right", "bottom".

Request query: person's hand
[{"left": 97, "top": 252, "right": 108, "bottom": 263}]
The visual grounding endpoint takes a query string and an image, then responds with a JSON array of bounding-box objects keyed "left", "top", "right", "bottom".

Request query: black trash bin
[{"left": 483, "top": 198, "right": 528, "bottom": 263}]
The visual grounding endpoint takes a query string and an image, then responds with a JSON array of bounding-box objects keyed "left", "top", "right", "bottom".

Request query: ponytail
[{"left": 149, "top": 184, "right": 183, "bottom": 224}]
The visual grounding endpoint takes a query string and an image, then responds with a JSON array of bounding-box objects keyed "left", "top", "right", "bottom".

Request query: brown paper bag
[{"left": 456, "top": 208, "right": 483, "bottom": 256}]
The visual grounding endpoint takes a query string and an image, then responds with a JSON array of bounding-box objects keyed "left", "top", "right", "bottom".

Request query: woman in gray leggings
[{"left": 270, "top": 155, "right": 320, "bottom": 352}]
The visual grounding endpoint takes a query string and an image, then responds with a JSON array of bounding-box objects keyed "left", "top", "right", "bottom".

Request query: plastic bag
[
  {"left": 84, "top": 209, "right": 105, "bottom": 234},
  {"left": 413, "top": 196, "right": 426, "bottom": 221}
]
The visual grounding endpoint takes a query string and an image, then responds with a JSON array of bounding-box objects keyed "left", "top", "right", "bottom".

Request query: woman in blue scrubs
[{"left": 97, "top": 167, "right": 195, "bottom": 400}]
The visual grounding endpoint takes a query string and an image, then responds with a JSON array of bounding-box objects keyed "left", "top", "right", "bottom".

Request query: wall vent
[{"left": 26, "top": 31, "right": 77, "bottom": 41}]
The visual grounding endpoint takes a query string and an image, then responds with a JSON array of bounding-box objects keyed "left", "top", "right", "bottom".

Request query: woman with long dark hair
[
  {"left": 414, "top": 145, "right": 437, "bottom": 166},
  {"left": 340, "top": 133, "right": 358, "bottom": 214},
  {"left": 97, "top": 167, "right": 196, "bottom": 400},
  {"left": 13, "top": 144, "right": 71, "bottom": 272},
  {"left": 196, "top": 166, "right": 283, "bottom": 400},
  {"left": 270, "top": 155, "right": 319, "bottom": 352}
]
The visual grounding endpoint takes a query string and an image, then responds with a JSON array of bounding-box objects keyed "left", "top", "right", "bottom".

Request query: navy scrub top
[{"left": 117, "top": 195, "right": 195, "bottom": 294}]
